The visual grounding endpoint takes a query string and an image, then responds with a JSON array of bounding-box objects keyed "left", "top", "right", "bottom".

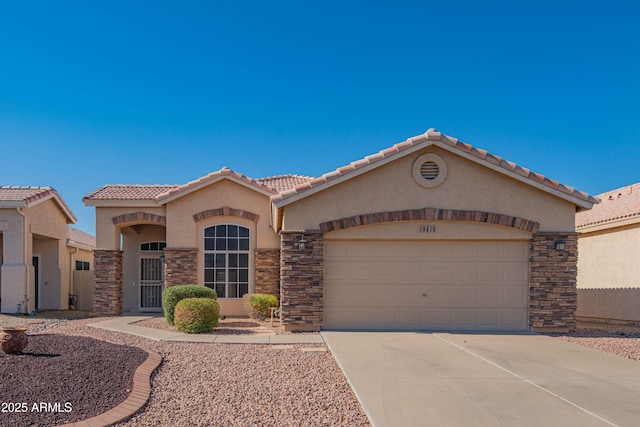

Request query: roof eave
[
  {"left": 83, "top": 199, "right": 162, "bottom": 207},
  {"left": 0, "top": 201, "right": 27, "bottom": 207},
  {"left": 273, "top": 142, "right": 431, "bottom": 208},
  {"left": 577, "top": 213, "right": 640, "bottom": 233},
  {"left": 26, "top": 193, "right": 77, "bottom": 223},
  {"left": 157, "top": 175, "right": 274, "bottom": 205},
  {"left": 273, "top": 138, "right": 595, "bottom": 210},
  {"left": 67, "top": 239, "right": 96, "bottom": 251},
  {"left": 432, "top": 142, "right": 596, "bottom": 210}
]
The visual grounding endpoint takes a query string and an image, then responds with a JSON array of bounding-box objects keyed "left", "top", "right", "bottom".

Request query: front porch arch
[
  {"left": 112, "top": 212, "right": 166, "bottom": 226},
  {"left": 193, "top": 206, "right": 260, "bottom": 223}
]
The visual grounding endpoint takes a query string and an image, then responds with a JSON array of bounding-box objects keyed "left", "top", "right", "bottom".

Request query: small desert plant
[
  {"left": 162, "top": 285, "right": 217, "bottom": 325},
  {"left": 174, "top": 297, "right": 220, "bottom": 333},
  {"left": 243, "top": 293, "right": 279, "bottom": 320}
]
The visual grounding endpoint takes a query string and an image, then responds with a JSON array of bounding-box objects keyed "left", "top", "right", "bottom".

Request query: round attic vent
[
  {"left": 412, "top": 153, "right": 447, "bottom": 188},
  {"left": 420, "top": 161, "right": 439, "bottom": 180}
]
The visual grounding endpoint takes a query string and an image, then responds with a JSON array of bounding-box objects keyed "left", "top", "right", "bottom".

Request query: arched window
[{"left": 203, "top": 224, "right": 250, "bottom": 299}]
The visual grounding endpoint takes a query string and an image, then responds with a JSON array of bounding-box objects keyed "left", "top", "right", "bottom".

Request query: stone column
[
  {"left": 93, "top": 250, "right": 123, "bottom": 316},
  {"left": 280, "top": 231, "right": 323, "bottom": 331},
  {"left": 529, "top": 233, "right": 578, "bottom": 331},
  {"left": 255, "top": 249, "right": 280, "bottom": 297},
  {"left": 164, "top": 248, "right": 198, "bottom": 287}
]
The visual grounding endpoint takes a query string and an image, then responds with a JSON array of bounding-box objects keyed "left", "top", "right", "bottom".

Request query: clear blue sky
[{"left": 1, "top": 1, "right": 638, "bottom": 234}]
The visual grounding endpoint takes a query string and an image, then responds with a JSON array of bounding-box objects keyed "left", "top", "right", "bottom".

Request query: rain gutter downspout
[
  {"left": 16, "top": 207, "right": 28, "bottom": 314},
  {"left": 69, "top": 245, "right": 78, "bottom": 299}
]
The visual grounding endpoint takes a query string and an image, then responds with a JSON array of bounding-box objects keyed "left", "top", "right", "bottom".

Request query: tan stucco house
[
  {"left": 0, "top": 187, "right": 95, "bottom": 314},
  {"left": 84, "top": 129, "right": 596, "bottom": 331},
  {"left": 576, "top": 183, "right": 640, "bottom": 324}
]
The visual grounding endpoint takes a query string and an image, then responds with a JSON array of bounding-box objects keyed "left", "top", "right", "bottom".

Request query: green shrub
[
  {"left": 162, "top": 285, "right": 217, "bottom": 325},
  {"left": 243, "top": 293, "right": 279, "bottom": 320},
  {"left": 174, "top": 298, "right": 220, "bottom": 333}
]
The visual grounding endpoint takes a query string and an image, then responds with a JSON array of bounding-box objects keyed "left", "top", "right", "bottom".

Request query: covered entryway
[{"left": 324, "top": 240, "right": 529, "bottom": 331}]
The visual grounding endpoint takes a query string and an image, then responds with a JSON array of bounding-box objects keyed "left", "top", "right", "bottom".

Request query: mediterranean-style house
[
  {"left": 84, "top": 129, "right": 597, "bottom": 331},
  {"left": 0, "top": 187, "right": 95, "bottom": 314},
  {"left": 576, "top": 182, "right": 640, "bottom": 324}
]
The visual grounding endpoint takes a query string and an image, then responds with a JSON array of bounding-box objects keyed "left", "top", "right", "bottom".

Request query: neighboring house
[
  {"left": 84, "top": 129, "right": 596, "bottom": 331},
  {"left": 0, "top": 187, "right": 95, "bottom": 314},
  {"left": 576, "top": 183, "right": 640, "bottom": 324}
]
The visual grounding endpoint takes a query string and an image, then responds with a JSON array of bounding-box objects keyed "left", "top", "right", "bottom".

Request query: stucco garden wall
[
  {"left": 576, "top": 223, "right": 640, "bottom": 324},
  {"left": 577, "top": 224, "right": 640, "bottom": 289}
]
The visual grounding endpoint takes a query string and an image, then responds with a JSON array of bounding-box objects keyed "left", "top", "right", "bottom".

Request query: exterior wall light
[
  {"left": 299, "top": 235, "right": 307, "bottom": 251},
  {"left": 554, "top": 239, "right": 565, "bottom": 251},
  {"left": 160, "top": 254, "right": 165, "bottom": 263}
]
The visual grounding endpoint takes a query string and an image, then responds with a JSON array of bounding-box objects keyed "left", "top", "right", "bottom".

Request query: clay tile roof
[
  {"left": 83, "top": 185, "right": 180, "bottom": 201},
  {"left": 576, "top": 182, "right": 640, "bottom": 229},
  {"left": 0, "top": 186, "right": 55, "bottom": 203},
  {"left": 66, "top": 226, "right": 96, "bottom": 248},
  {"left": 155, "top": 167, "right": 278, "bottom": 201},
  {"left": 255, "top": 174, "right": 314, "bottom": 192},
  {"left": 0, "top": 186, "right": 76, "bottom": 222},
  {"left": 271, "top": 129, "right": 598, "bottom": 207}
]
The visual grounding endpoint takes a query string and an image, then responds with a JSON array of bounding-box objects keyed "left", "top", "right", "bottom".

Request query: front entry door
[{"left": 139, "top": 257, "right": 163, "bottom": 311}]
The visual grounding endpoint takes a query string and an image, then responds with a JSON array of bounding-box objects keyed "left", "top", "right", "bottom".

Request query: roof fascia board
[
  {"left": 577, "top": 214, "right": 640, "bottom": 233},
  {"left": 274, "top": 139, "right": 593, "bottom": 209},
  {"left": 83, "top": 199, "right": 161, "bottom": 208},
  {"left": 67, "top": 240, "right": 95, "bottom": 251},
  {"left": 433, "top": 142, "right": 594, "bottom": 209},
  {"left": 26, "top": 193, "right": 77, "bottom": 223},
  {"left": 0, "top": 201, "right": 27, "bottom": 207},
  {"left": 158, "top": 176, "right": 273, "bottom": 205},
  {"left": 273, "top": 142, "right": 432, "bottom": 208}
]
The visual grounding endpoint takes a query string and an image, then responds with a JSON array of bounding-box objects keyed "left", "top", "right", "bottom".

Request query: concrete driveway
[{"left": 322, "top": 332, "right": 640, "bottom": 427}]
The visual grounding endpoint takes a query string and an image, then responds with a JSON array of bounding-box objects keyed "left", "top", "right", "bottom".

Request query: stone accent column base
[
  {"left": 93, "top": 250, "right": 123, "bottom": 316},
  {"left": 255, "top": 249, "right": 280, "bottom": 297},
  {"left": 280, "top": 231, "right": 323, "bottom": 330},
  {"left": 164, "top": 248, "right": 198, "bottom": 288},
  {"left": 529, "top": 233, "right": 578, "bottom": 331}
]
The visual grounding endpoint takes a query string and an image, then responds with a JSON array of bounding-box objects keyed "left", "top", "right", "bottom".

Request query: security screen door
[{"left": 140, "top": 257, "right": 163, "bottom": 311}]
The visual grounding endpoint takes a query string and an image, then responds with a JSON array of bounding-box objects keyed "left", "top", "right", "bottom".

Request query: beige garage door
[{"left": 324, "top": 240, "right": 529, "bottom": 331}]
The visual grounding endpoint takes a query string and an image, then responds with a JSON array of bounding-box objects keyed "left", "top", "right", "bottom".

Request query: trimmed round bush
[
  {"left": 243, "top": 293, "right": 279, "bottom": 320},
  {"left": 174, "top": 298, "right": 220, "bottom": 334},
  {"left": 162, "top": 285, "right": 217, "bottom": 325}
]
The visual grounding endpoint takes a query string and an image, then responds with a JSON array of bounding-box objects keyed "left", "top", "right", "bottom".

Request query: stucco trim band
[
  {"left": 112, "top": 212, "right": 167, "bottom": 226},
  {"left": 320, "top": 208, "right": 540, "bottom": 233},
  {"left": 193, "top": 207, "right": 260, "bottom": 223}
]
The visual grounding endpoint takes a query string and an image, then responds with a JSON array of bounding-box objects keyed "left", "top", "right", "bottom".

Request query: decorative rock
[{"left": 1, "top": 327, "right": 28, "bottom": 354}]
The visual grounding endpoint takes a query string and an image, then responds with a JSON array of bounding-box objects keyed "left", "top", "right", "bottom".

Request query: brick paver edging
[{"left": 55, "top": 350, "right": 162, "bottom": 427}]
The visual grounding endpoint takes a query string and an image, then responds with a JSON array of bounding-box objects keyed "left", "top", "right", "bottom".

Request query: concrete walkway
[
  {"left": 322, "top": 331, "right": 640, "bottom": 427},
  {"left": 90, "top": 316, "right": 324, "bottom": 344}
]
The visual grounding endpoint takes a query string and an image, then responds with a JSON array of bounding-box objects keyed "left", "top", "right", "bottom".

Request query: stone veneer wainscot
[
  {"left": 255, "top": 249, "right": 280, "bottom": 297},
  {"left": 93, "top": 250, "right": 123, "bottom": 316},
  {"left": 164, "top": 248, "right": 198, "bottom": 287},
  {"left": 280, "top": 231, "right": 323, "bottom": 330},
  {"left": 529, "top": 233, "right": 578, "bottom": 331}
]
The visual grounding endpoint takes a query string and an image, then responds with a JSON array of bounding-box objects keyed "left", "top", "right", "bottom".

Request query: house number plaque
[{"left": 419, "top": 225, "right": 437, "bottom": 233}]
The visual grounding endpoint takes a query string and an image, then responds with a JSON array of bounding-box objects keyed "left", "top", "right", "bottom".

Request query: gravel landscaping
[
  {"left": 1, "top": 314, "right": 370, "bottom": 426},
  {"left": 0, "top": 332, "right": 147, "bottom": 426},
  {"left": 2, "top": 312, "right": 639, "bottom": 426},
  {"left": 550, "top": 321, "right": 640, "bottom": 362}
]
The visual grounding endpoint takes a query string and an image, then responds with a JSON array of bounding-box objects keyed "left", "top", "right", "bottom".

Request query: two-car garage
[{"left": 323, "top": 240, "right": 530, "bottom": 331}]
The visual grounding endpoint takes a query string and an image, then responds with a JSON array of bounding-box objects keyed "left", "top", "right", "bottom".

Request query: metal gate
[{"left": 140, "top": 257, "right": 163, "bottom": 311}]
